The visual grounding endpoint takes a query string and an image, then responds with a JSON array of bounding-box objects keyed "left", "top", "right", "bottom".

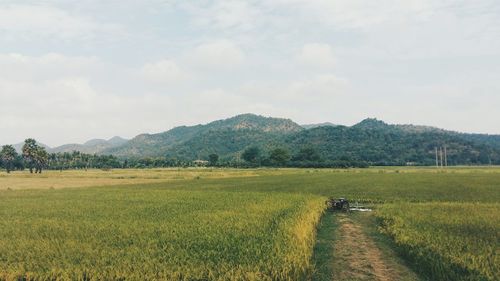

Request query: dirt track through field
[{"left": 331, "top": 214, "right": 419, "bottom": 281}]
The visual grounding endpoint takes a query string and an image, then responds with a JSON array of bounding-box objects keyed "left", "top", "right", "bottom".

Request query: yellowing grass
[
  {"left": 0, "top": 168, "right": 280, "bottom": 190},
  {"left": 1, "top": 167, "right": 499, "bottom": 280},
  {"left": 377, "top": 202, "right": 500, "bottom": 281},
  {"left": 0, "top": 186, "right": 325, "bottom": 280}
]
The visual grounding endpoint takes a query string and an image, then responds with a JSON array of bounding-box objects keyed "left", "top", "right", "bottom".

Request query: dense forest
[
  {"left": 0, "top": 141, "right": 123, "bottom": 173},
  {"left": 0, "top": 138, "right": 366, "bottom": 172},
  {"left": 104, "top": 114, "right": 500, "bottom": 166},
  {"left": 2, "top": 114, "right": 500, "bottom": 172}
]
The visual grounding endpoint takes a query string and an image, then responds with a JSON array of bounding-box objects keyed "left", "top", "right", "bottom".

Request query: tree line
[
  {"left": 0, "top": 139, "right": 48, "bottom": 173},
  {"left": 237, "top": 146, "right": 368, "bottom": 168},
  {"left": 0, "top": 139, "right": 122, "bottom": 173},
  {"left": 1, "top": 139, "right": 368, "bottom": 173}
]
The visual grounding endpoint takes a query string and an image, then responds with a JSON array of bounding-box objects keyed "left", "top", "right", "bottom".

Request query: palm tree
[
  {"left": 1, "top": 145, "right": 18, "bottom": 173},
  {"left": 22, "top": 138, "right": 38, "bottom": 173},
  {"left": 34, "top": 147, "right": 48, "bottom": 173}
]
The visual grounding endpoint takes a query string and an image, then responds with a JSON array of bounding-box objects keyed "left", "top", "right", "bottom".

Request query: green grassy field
[
  {"left": 377, "top": 202, "right": 499, "bottom": 281},
  {"left": 0, "top": 188, "right": 323, "bottom": 280},
  {"left": 0, "top": 168, "right": 271, "bottom": 190},
  {"left": 0, "top": 168, "right": 498, "bottom": 280}
]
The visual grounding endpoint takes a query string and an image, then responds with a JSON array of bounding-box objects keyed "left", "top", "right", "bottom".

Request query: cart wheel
[{"left": 343, "top": 202, "right": 350, "bottom": 212}]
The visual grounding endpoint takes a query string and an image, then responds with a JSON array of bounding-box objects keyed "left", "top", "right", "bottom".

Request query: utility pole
[
  {"left": 444, "top": 146, "right": 448, "bottom": 167},
  {"left": 440, "top": 147, "right": 444, "bottom": 168},
  {"left": 435, "top": 147, "right": 439, "bottom": 168}
]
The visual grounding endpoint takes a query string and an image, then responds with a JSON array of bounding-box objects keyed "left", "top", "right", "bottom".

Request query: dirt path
[{"left": 331, "top": 213, "right": 420, "bottom": 281}]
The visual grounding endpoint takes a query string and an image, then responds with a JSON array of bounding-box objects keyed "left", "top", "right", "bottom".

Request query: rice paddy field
[
  {"left": 377, "top": 203, "right": 499, "bottom": 281},
  {"left": 0, "top": 167, "right": 499, "bottom": 280}
]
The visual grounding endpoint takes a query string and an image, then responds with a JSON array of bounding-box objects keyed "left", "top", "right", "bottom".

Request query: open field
[
  {"left": 0, "top": 169, "right": 271, "bottom": 190},
  {"left": 0, "top": 188, "right": 323, "bottom": 280},
  {"left": 377, "top": 202, "right": 499, "bottom": 281},
  {"left": 0, "top": 167, "right": 499, "bottom": 280},
  {"left": 4, "top": 167, "right": 499, "bottom": 202}
]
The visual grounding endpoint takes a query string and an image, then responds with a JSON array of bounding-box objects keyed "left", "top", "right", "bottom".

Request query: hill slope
[
  {"left": 285, "top": 119, "right": 500, "bottom": 165},
  {"left": 301, "top": 122, "right": 338, "bottom": 129},
  {"left": 105, "top": 116, "right": 500, "bottom": 165},
  {"left": 12, "top": 142, "right": 50, "bottom": 154},
  {"left": 105, "top": 114, "right": 302, "bottom": 157},
  {"left": 8, "top": 114, "right": 498, "bottom": 166},
  {"left": 49, "top": 137, "right": 128, "bottom": 154}
]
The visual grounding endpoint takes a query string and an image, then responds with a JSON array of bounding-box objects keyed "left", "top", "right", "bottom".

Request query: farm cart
[{"left": 326, "top": 197, "right": 350, "bottom": 212}]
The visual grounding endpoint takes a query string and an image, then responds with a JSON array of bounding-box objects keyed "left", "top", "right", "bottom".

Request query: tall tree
[
  {"left": 293, "top": 146, "right": 321, "bottom": 162},
  {"left": 0, "top": 145, "right": 18, "bottom": 173},
  {"left": 208, "top": 153, "right": 219, "bottom": 166},
  {"left": 269, "top": 148, "right": 290, "bottom": 166},
  {"left": 242, "top": 146, "right": 260, "bottom": 163},
  {"left": 22, "top": 138, "right": 38, "bottom": 173},
  {"left": 34, "top": 146, "right": 48, "bottom": 173}
]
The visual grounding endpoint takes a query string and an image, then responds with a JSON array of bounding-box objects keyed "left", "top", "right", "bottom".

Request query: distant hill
[
  {"left": 104, "top": 115, "right": 500, "bottom": 165},
  {"left": 50, "top": 136, "right": 128, "bottom": 154},
  {"left": 5, "top": 114, "right": 500, "bottom": 166},
  {"left": 4, "top": 137, "right": 128, "bottom": 154},
  {"left": 105, "top": 114, "right": 302, "bottom": 157},
  {"left": 11, "top": 141, "right": 50, "bottom": 154},
  {"left": 301, "top": 122, "right": 338, "bottom": 129},
  {"left": 285, "top": 119, "right": 500, "bottom": 165}
]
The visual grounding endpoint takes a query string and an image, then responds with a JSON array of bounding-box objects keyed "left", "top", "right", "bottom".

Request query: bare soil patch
[{"left": 332, "top": 213, "right": 419, "bottom": 281}]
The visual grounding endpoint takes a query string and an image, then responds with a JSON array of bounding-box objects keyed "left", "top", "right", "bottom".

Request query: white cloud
[
  {"left": 288, "top": 74, "right": 347, "bottom": 99},
  {"left": 141, "top": 60, "right": 185, "bottom": 84},
  {"left": 0, "top": 74, "right": 176, "bottom": 146},
  {"left": 297, "top": 43, "right": 335, "bottom": 68},
  {"left": 187, "top": 40, "right": 245, "bottom": 70},
  {"left": 0, "top": 53, "right": 101, "bottom": 82},
  {"left": 0, "top": 4, "right": 122, "bottom": 42},
  {"left": 181, "top": 0, "right": 262, "bottom": 31},
  {"left": 238, "top": 73, "right": 348, "bottom": 110},
  {"left": 1, "top": 0, "right": 500, "bottom": 144},
  {"left": 0, "top": 53, "right": 177, "bottom": 145},
  {"left": 265, "top": 0, "right": 435, "bottom": 29}
]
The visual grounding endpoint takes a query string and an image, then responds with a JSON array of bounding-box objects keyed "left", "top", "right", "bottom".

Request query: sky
[{"left": 1, "top": 0, "right": 499, "bottom": 146}]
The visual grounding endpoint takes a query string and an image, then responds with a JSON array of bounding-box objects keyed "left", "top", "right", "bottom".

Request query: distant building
[{"left": 193, "top": 160, "right": 209, "bottom": 166}]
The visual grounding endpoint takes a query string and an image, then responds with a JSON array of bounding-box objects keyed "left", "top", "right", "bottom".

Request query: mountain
[
  {"left": 105, "top": 115, "right": 500, "bottom": 165},
  {"left": 458, "top": 134, "right": 500, "bottom": 150},
  {"left": 284, "top": 119, "right": 500, "bottom": 165},
  {"left": 12, "top": 141, "right": 50, "bottom": 154},
  {"left": 50, "top": 136, "right": 128, "bottom": 154},
  {"left": 5, "top": 114, "right": 500, "bottom": 166},
  {"left": 105, "top": 114, "right": 302, "bottom": 157},
  {"left": 108, "top": 136, "right": 128, "bottom": 146},
  {"left": 352, "top": 118, "right": 392, "bottom": 130},
  {"left": 301, "top": 122, "right": 338, "bottom": 129}
]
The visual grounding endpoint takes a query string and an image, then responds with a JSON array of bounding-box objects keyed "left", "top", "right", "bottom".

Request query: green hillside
[
  {"left": 285, "top": 119, "right": 500, "bottom": 165},
  {"left": 49, "top": 137, "right": 128, "bottom": 154},
  {"left": 105, "top": 114, "right": 302, "bottom": 158},
  {"left": 12, "top": 114, "right": 492, "bottom": 166},
  {"left": 102, "top": 115, "right": 499, "bottom": 165}
]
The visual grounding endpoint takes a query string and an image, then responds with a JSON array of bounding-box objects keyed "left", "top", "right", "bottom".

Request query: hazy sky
[{"left": 1, "top": 0, "right": 499, "bottom": 146}]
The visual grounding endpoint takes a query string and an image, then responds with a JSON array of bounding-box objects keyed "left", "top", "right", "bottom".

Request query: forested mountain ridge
[
  {"left": 104, "top": 115, "right": 500, "bottom": 165},
  {"left": 12, "top": 142, "right": 50, "bottom": 154},
  {"left": 301, "top": 122, "right": 338, "bottom": 129},
  {"left": 285, "top": 120, "right": 500, "bottom": 165},
  {"left": 105, "top": 114, "right": 302, "bottom": 157},
  {"left": 4, "top": 114, "right": 500, "bottom": 166},
  {"left": 49, "top": 136, "right": 128, "bottom": 154},
  {"left": 5, "top": 137, "right": 127, "bottom": 155}
]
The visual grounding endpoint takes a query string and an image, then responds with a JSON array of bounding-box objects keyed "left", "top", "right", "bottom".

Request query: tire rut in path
[{"left": 332, "top": 214, "right": 411, "bottom": 281}]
